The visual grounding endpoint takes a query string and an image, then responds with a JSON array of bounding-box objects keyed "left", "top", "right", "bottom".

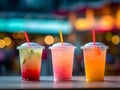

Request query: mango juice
[{"left": 81, "top": 42, "right": 108, "bottom": 82}]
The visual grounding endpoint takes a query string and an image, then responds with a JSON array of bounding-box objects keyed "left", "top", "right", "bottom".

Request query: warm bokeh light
[
  {"left": 4, "top": 37, "right": 12, "bottom": 46},
  {"left": 18, "top": 33, "right": 25, "bottom": 39},
  {"left": 0, "top": 39, "right": 5, "bottom": 48},
  {"left": 115, "top": 9, "right": 120, "bottom": 29},
  {"left": 86, "top": 9, "right": 94, "bottom": 24},
  {"left": 12, "top": 32, "right": 25, "bottom": 39},
  {"left": 112, "top": 35, "right": 120, "bottom": 45},
  {"left": 44, "top": 35, "right": 54, "bottom": 45},
  {"left": 75, "top": 18, "right": 91, "bottom": 30},
  {"left": 86, "top": 9, "right": 94, "bottom": 18},
  {"left": 105, "top": 32, "right": 112, "bottom": 42},
  {"left": 86, "top": 9, "right": 94, "bottom": 29},
  {"left": 102, "top": 7, "right": 111, "bottom": 15},
  {"left": 99, "top": 15, "right": 114, "bottom": 30},
  {"left": 12, "top": 33, "right": 18, "bottom": 39}
]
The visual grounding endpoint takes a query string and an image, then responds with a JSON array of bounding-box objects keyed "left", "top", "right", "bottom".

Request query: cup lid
[
  {"left": 49, "top": 42, "right": 76, "bottom": 49},
  {"left": 81, "top": 42, "right": 108, "bottom": 49},
  {"left": 17, "top": 42, "right": 45, "bottom": 49}
]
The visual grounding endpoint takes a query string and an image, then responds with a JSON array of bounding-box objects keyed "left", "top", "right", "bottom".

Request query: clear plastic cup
[
  {"left": 49, "top": 42, "right": 76, "bottom": 81},
  {"left": 17, "top": 43, "right": 44, "bottom": 81},
  {"left": 81, "top": 42, "right": 108, "bottom": 82}
]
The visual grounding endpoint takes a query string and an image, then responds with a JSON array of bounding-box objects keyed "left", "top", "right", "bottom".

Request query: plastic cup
[
  {"left": 81, "top": 42, "right": 108, "bottom": 82},
  {"left": 49, "top": 42, "right": 76, "bottom": 81},
  {"left": 17, "top": 43, "right": 44, "bottom": 81}
]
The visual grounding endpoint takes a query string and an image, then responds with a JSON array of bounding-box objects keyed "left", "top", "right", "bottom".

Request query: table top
[{"left": 0, "top": 76, "right": 120, "bottom": 89}]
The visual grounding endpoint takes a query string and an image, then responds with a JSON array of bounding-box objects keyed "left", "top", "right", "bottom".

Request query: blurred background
[{"left": 0, "top": 0, "right": 120, "bottom": 76}]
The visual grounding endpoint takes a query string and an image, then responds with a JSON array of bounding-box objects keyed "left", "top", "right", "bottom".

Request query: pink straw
[
  {"left": 92, "top": 27, "right": 101, "bottom": 54},
  {"left": 24, "top": 31, "right": 30, "bottom": 48},
  {"left": 92, "top": 28, "right": 96, "bottom": 45}
]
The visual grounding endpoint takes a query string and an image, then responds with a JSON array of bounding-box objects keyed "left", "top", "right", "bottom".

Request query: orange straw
[
  {"left": 92, "top": 28, "right": 96, "bottom": 45},
  {"left": 59, "top": 30, "right": 64, "bottom": 43},
  {"left": 24, "top": 31, "right": 30, "bottom": 48}
]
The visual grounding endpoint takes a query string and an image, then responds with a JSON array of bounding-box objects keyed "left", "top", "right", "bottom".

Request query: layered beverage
[{"left": 17, "top": 43, "right": 44, "bottom": 81}]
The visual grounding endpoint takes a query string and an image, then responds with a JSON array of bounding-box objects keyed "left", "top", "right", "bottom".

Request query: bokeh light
[
  {"left": 12, "top": 32, "right": 25, "bottom": 39},
  {"left": 86, "top": 9, "right": 94, "bottom": 19},
  {"left": 12, "top": 33, "right": 18, "bottom": 39},
  {"left": 0, "top": 39, "right": 5, "bottom": 48},
  {"left": 86, "top": 9, "right": 94, "bottom": 24},
  {"left": 18, "top": 33, "right": 25, "bottom": 39},
  {"left": 99, "top": 15, "right": 114, "bottom": 30},
  {"left": 44, "top": 35, "right": 54, "bottom": 45},
  {"left": 75, "top": 18, "right": 91, "bottom": 30},
  {"left": 115, "top": 9, "right": 120, "bottom": 29},
  {"left": 4, "top": 37, "right": 12, "bottom": 46},
  {"left": 111, "top": 35, "right": 120, "bottom": 45}
]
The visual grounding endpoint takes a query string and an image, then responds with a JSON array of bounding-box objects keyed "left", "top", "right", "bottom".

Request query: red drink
[{"left": 21, "top": 65, "right": 40, "bottom": 81}]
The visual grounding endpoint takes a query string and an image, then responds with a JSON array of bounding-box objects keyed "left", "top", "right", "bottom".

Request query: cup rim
[
  {"left": 17, "top": 46, "right": 45, "bottom": 49},
  {"left": 49, "top": 42, "right": 76, "bottom": 49},
  {"left": 49, "top": 46, "right": 76, "bottom": 49},
  {"left": 81, "top": 42, "right": 109, "bottom": 49},
  {"left": 81, "top": 45, "right": 108, "bottom": 49},
  {"left": 17, "top": 42, "right": 45, "bottom": 49}
]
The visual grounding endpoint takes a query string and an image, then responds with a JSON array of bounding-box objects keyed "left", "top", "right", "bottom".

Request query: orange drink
[
  {"left": 50, "top": 42, "right": 76, "bottom": 81},
  {"left": 81, "top": 42, "right": 108, "bottom": 82}
]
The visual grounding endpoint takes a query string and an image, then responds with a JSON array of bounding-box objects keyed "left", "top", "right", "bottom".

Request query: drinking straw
[
  {"left": 92, "top": 28, "right": 96, "bottom": 45},
  {"left": 24, "top": 31, "right": 30, "bottom": 48},
  {"left": 92, "top": 27, "right": 101, "bottom": 54},
  {"left": 59, "top": 30, "right": 64, "bottom": 43}
]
